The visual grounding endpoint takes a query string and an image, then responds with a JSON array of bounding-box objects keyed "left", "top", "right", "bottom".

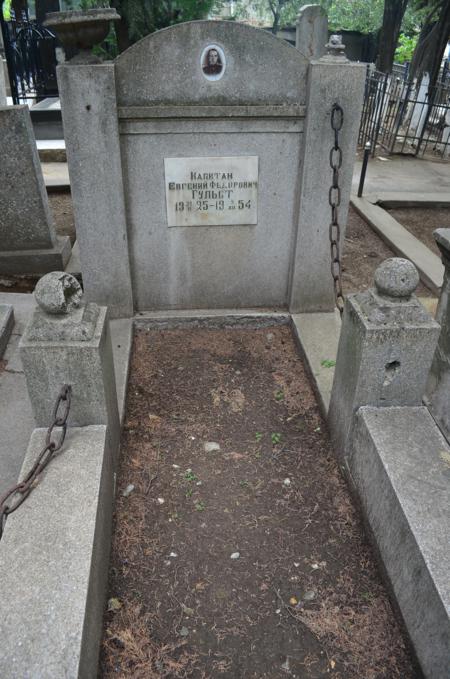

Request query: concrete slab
[
  {"left": 41, "top": 161, "right": 70, "bottom": 191},
  {"left": 0, "top": 304, "right": 14, "bottom": 358},
  {"left": 0, "top": 425, "right": 113, "bottom": 679},
  {"left": 366, "top": 192, "right": 450, "bottom": 209},
  {"left": 348, "top": 406, "right": 450, "bottom": 679},
  {"left": 351, "top": 196, "right": 444, "bottom": 295},
  {"left": 291, "top": 311, "right": 341, "bottom": 416},
  {"left": 352, "top": 155, "right": 450, "bottom": 196}
]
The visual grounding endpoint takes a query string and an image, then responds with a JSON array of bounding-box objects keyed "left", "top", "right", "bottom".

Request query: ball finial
[
  {"left": 374, "top": 258, "right": 419, "bottom": 299},
  {"left": 34, "top": 272, "right": 83, "bottom": 315}
]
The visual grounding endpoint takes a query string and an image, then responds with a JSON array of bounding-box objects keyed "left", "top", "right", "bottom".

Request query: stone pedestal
[
  {"left": 328, "top": 258, "right": 440, "bottom": 459},
  {"left": 296, "top": 5, "right": 328, "bottom": 59},
  {"left": 427, "top": 228, "right": 450, "bottom": 441},
  {"left": 289, "top": 37, "right": 365, "bottom": 312},
  {"left": 19, "top": 272, "right": 119, "bottom": 454},
  {"left": 0, "top": 106, "right": 71, "bottom": 274}
]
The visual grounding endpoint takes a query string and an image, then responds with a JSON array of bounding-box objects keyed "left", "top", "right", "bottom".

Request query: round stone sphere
[
  {"left": 374, "top": 258, "right": 419, "bottom": 299},
  {"left": 34, "top": 272, "right": 83, "bottom": 314}
]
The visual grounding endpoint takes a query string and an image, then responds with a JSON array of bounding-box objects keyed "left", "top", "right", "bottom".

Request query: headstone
[
  {"left": 0, "top": 106, "right": 71, "bottom": 274},
  {"left": 427, "top": 228, "right": 450, "bottom": 440},
  {"left": 58, "top": 19, "right": 365, "bottom": 317},
  {"left": 328, "top": 257, "right": 440, "bottom": 459},
  {"left": 20, "top": 271, "right": 119, "bottom": 455},
  {"left": 296, "top": 4, "right": 328, "bottom": 59}
]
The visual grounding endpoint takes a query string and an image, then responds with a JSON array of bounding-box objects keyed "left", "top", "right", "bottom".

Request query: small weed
[
  {"left": 185, "top": 488, "right": 193, "bottom": 498},
  {"left": 274, "top": 389, "right": 284, "bottom": 401},
  {"left": 184, "top": 470, "right": 198, "bottom": 482},
  {"left": 240, "top": 480, "right": 249, "bottom": 488},
  {"left": 321, "top": 359, "right": 336, "bottom": 368},
  {"left": 195, "top": 500, "right": 206, "bottom": 511},
  {"left": 255, "top": 432, "right": 263, "bottom": 442},
  {"left": 271, "top": 432, "right": 282, "bottom": 445}
]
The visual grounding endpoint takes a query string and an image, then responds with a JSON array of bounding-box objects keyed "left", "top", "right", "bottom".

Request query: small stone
[
  {"left": 204, "top": 441, "right": 221, "bottom": 453},
  {"left": 230, "top": 552, "right": 240, "bottom": 559},
  {"left": 169, "top": 552, "right": 178, "bottom": 558},
  {"left": 122, "top": 483, "right": 135, "bottom": 497},
  {"left": 172, "top": 464, "right": 180, "bottom": 469},
  {"left": 266, "top": 332, "right": 274, "bottom": 342},
  {"left": 179, "top": 626, "right": 189, "bottom": 637},
  {"left": 157, "top": 497, "right": 165, "bottom": 504},
  {"left": 289, "top": 596, "right": 298, "bottom": 606},
  {"left": 283, "top": 478, "right": 291, "bottom": 487},
  {"left": 311, "top": 563, "right": 319, "bottom": 570},
  {"left": 374, "top": 258, "right": 419, "bottom": 299},
  {"left": 303, "top": 590, "right": 316, "bottom": 601},
  {"left": 0, "top": 278, "right": 14, "bottom": 287}
]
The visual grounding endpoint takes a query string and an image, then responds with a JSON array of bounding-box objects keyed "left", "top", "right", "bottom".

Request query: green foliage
[{"left": 394, "top": 32, "right": 418, "bottom": 62}]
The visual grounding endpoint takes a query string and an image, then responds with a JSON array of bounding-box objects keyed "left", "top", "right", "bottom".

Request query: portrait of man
[{"left": 202, "top": 47, "right": 223, "bottom": 76}]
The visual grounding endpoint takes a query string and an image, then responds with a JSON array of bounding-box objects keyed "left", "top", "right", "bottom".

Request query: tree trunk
[
  {"left": 110, "top": 0, "right": 131, "bottom": 53},
  {"left": 270, "top": 1, "right": 280, "bottom": 35},
  {"left": 410, "top": 1, "right": 450, "bottom": 91},
  {"left": 376, "top": 0, "right": 409, "bottom": 73}
]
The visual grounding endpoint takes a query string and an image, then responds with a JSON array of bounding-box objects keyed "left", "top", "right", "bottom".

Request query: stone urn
[{"left": 43, "top": 8, "right": 120, "bottom": 63}]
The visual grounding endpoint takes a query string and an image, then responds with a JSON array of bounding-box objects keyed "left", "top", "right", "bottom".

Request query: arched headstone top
[{"left": 115, "top": 20, "right": 309, "bottom": 106}]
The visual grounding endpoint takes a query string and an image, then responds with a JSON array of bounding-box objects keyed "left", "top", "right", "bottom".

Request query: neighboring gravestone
[
  {"left": 0, "top": 106, "right": 71, "bottom": 274},
  {"left": 427, "top": 228, "right": 450, "bottom": 441},
  {"left": 296, "top": 4, "right": 328, "bottom": 59},
  {"left": 328, "top": 258, "right": 440, "bottom": 459},
  {"left": 0, "top": 61, "right": 6, "bottom": 106},
  {"left": 58, "top": 18, "right": 365, "bottom": 317}
]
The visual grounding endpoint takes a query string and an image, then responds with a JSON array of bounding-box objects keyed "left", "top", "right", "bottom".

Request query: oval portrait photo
[{"left": 201, "top": 44, "right": 226, "bottom": 81}]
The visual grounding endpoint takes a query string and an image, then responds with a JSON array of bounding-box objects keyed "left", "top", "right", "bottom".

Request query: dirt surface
[
  {"left": 0, "top": 191, "right": 74, "bottom": 294},
  {"left": 387, "top": 207, "right": 450, "bottom": 257},
  {"left": 343, "top": 206, "right": 433, "bottom": 297},
  {"left": 100, "top": 325, "right": 419, "bottom": 679}
]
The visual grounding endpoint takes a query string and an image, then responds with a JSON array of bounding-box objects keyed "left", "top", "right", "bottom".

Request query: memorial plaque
[{"left": 164, "top": 156, "right": 258, "bottom": 227}]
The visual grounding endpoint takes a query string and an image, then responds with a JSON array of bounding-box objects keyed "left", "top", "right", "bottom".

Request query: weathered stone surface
[
  {"left": 289, "top": 51, "right": 365, "bottom": 312},
  {"left": 57, "top": 64, "right": 133, "bottom": 318},
  {"left": 0, "top": 62, "right": 6, "bottom": 107},
  {"left": 373, "top": 257, "right": 419, "bottom": 298},
  {"left": 0, "top": 304, "right": 14, "bottom": 358},
  {"left": 115, "top": 21, "right": 309, "bottom": 107},
  {"left": 0, "top": 106, "right": 55, "bottom": 250},
  {"left": 348, "top": 406, "right": 450, "bottom": 679},
  {"left": 34, "top": 271, "right": 82, "bottom": 314},
  {"left": 20, "top": 290, "right": 120, "bottom": 456},
  {"left": 0, "top": 106, "right": 71, "bottom": 274},
  {"left": 328, "top": 258, "right": 440, "bottom": 458},
  {"left": 0, "top": 426, "right": 113, "bottom": 679},
  {"left": 296, "top": 4, "right": 328, "bottom": 59},
  {"left": 427, "top": 228, "right": 450, "bottom": 441}
]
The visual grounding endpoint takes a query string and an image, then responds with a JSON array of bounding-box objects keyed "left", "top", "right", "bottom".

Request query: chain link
[
  {"left": 329, "top": 103, "right": 345, "bottom": 316},
  {"left": 0, "top": 384, "right": 72, "bottom": 540}
]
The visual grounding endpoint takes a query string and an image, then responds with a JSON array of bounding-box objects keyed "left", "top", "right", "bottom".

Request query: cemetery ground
[{"left": 100, "top": 325, "right": 418, "bottom": 679}]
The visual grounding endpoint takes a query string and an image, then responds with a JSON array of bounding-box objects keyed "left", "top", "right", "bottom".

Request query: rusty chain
[
  {"left": 0, "top": 384, "right": 72, "bottom": 540},
  {"left": 329, "top": 103, "right": 345, "bottom": 316}
]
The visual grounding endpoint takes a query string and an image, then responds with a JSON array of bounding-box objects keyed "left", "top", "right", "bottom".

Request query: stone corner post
[
  {"left": 295, "top": 4, "right": 328, "bottom": 60},
  {"left": 426, "top": 228, "right": 450, "bottom": 441},
  {"left": 19, "top": 272, "right": 120, "bottom": 455},
  {"left": 328, "top": 258, "right": 440, "bottom": 460},
  {"left": 57, "top": 61, "right": 133, "bottom": 319},
  {"left": 289, "top": 36, "right": 365, "bottom": 313}
]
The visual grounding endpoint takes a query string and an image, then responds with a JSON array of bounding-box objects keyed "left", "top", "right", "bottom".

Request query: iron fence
[
  {"left": 0, "top": 9, "right": 58, "bottom": 104},
  {"left": 359, "top": 64, "right": 450, "bottom": 160}
]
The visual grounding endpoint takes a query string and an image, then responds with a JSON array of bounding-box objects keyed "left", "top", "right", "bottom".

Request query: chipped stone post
[
  {"left": 295, "top": 4, "right": 328, "bottom": 59},
  {"left": 20, "top": 272, "right": 120, "bottom": 454},
  {"left": 427, "top": 228, "right": 450, "bottom": 440},
  {"left": 289, "top": 36, "right": 365, "bottom": 312},
  {"left": 328, "top": 258, "right": 440, "bottom": 462}
]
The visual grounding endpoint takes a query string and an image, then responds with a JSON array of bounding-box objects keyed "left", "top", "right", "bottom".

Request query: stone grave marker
[
  {"left": 0, "top": 105, "right": 71, "bottom": 274},
  {"left": 58, "top": 18, "right": 365, "bottom": 318}
]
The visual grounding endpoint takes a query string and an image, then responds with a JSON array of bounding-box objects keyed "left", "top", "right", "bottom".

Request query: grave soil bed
[
  {"left": 386, "top": 206, "right": 450, "bottom": 258},
  {"left": 100, "top": 325, "right": 419, "bottom": 679}
]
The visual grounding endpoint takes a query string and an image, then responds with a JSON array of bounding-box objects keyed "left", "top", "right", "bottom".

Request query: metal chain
[
  {"left": 0, "top": 384, "right": 72, "bottom": 540},
  {"left": 329, "top": 103, "right": 345, "bottom": 316}
]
